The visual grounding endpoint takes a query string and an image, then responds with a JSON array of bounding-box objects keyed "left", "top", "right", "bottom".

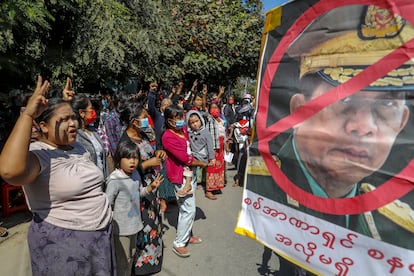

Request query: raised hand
[
  {"left": 23, "top": 76, "right": 50, "bottom": 120},
  {"left": 192, "top": 79, "right": 198, "bottom": 91},
  {"left": 62, "top": 77, "right": 75, "bottom": 101},
  {"left": 219, "top": 85, "right": 225, "bottom": 95},
  {"left": 202, "top": 84, "right": 208, "bottom": 95},
  {"left": 151, "top": 174, "right": 164, "bottom": 190}
]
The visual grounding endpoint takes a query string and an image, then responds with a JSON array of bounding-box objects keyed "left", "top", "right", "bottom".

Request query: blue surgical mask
[
  {"left": 140, "top": 118, "right": 149, "bottom": 129},
  {"left": 175, "top": 120, "right": 185, "bottom": 129},
  {"left": 101, "top": 99, "right": 109, "bottom": 108}
]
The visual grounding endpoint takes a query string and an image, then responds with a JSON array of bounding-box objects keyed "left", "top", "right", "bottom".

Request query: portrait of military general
[{"left": 246, "top": 4, "right": 414, "bottom": 250}]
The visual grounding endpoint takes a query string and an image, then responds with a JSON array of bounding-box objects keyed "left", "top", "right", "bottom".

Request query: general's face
[
  {"left": 292, "top": 81, "right": 409, "bottom": 194},
  {"left": 40, "top": 103, "right": 78, "bottom": 147}
]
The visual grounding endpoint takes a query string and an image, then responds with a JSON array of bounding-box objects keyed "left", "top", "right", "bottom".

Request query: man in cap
[{"left": 248, "top": 3, "right": 414, "bottom": 252}]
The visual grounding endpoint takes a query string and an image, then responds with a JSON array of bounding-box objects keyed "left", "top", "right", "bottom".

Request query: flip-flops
[
  {"left": 188, "top": 236, "right": 202, "bottom": 244},
  {"left": 172, "top": 246, "right": 190, "bottom": 258},
  {"left": 205, "top": 191, "right": 217, "bottom": 200},
  {"left": 176, "top": 189, "right": 193, "bottom": 198}
]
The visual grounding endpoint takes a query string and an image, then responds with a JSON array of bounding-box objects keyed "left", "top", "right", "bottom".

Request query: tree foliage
[
  {"left": 0, "top": 0, "right": 263, "bottom": 93},
  {"left": 169, "top": 0, "right": 263, "bottom": 86}
]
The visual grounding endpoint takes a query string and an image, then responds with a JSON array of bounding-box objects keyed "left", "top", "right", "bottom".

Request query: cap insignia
[{"left": 360, "top": 5, "right": 405, "bottom": 39}]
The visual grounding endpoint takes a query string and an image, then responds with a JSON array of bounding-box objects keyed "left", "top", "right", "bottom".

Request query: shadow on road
[{"left": 162, "top": 201, "right": 206, "bottom": 231}]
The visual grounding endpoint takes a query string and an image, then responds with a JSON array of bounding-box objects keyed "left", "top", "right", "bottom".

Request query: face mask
[
  {"left": 175, "top": 120, "right": 185, "bottom": 129},
  {"left": 228, "top": 99, "right": 234, "bottom": 105},
  {"left": 211, "top": 99, "right": 219, "bottom": 105},
  {"left": 140, "top": 118, "right": 149, "bottom": 129},
  {"left": 210, "top": 109, "right": 220, "bottom": 118},
  {"left": 85, "top": 109, "right": 97, "bottom": 125},
  {"left": 101, "top": 99, "right": 109, "bottom": 108}
]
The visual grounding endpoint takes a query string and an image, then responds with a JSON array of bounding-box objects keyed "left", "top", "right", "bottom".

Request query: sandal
[
  {"left": 205, "top": 191, "right": 217, "bottom": 200},
  {"left": 176, "top": 189, "right": 193, "bottom": 198},
  {"left": 189, "top": 236, "right": 203, "bottom": 244},
  {"left": 0, "top": 226, "right": 8, "bottom": 238},
  {"left": 232, "top": 179, "right": 239, "bottom": 187},
  {"left": 172, "top": 246, "right": 190, "bottom": 258}
]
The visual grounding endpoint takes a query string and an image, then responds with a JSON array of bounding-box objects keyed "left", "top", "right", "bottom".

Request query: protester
[
  {"left": 106, "top": 139, "right": 163, "bottom": 276},
  {"left": 118, "top": 101, "right": 167, "bottom": 274},
  {"left": 0, "top": 77, "right": 114, "bottom": 275},
  {"left": 232, "top": 93, "right": 254, "bottom": 187},
  {"left": 72, "top": 93, "right": 111, "bottom": 181},
  {"left": 222, "top": 94, "right": 237, "bottom": 127},
  {"left": 162, "top": 105, "right": 208, "bottom": 257},
  {"left": 104, "top": 93, "right": 123, "bottom": 158},
  {"left": 204, "top": 102, "right": 226, "bottom": 198},
  {"left": 118, "top": 102, "right": 166, "bottom": 184},
  {"left": 147, "top": 85, "right": 175, "bottom": 211}
]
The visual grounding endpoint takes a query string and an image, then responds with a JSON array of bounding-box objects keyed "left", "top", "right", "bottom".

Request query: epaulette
[
  {"left": 361, "top": 183, "right": 414, "bottom": 233},
  {"left": 247, "top": 155, "right": 281, "bottom": 176}
]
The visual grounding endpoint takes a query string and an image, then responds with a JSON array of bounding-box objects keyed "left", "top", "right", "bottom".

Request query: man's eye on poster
[{"left": 236, "top": 1, "right": 414, "bottom": 275}]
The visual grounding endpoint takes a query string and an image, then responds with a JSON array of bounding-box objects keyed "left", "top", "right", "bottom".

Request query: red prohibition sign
[{"left": 257, "top": 0, "right": 414, "bottom": 215}]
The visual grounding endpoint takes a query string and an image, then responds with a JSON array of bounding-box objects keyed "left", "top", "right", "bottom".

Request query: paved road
[
  {"left": 160, "top": 167, "right": 280, "bottom": 276},
  {"left": 0, "top": 166, "right": 281, "bottom": 276}
]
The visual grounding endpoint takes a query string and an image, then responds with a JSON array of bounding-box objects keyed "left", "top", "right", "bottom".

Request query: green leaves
[{"left": 0, "top": 0, "right": 263, "bottom": 92}]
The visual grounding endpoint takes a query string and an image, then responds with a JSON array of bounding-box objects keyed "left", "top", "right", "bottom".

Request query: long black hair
[
  {"left": 113, "top": 140, "right": 141, "bottom": 169},
  {"left": 118, "top": 101, "right": 146, "bottom": 127},
  {"left": 35, "top": 97, "right": 71, "bottom": 125},
  {"left": 71, "top": 93, "right": 90, "bottom": 128},
  {"left": 163, "top": 104, "right": 184, "bottom": 130}
]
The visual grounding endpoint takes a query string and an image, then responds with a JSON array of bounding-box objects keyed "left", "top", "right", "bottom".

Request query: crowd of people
[{"left": 0, "top": 76, "right": 255, "bottom": 275}]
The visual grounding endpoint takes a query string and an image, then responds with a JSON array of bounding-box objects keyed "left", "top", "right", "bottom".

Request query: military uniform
[{"left": 246, "top": 136, "right": 414, "bottom": 250}]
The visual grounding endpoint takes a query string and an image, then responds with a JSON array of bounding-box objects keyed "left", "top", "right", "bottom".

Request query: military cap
[{"left": 287, "top": 4, "right": 414, "bottom": 91}]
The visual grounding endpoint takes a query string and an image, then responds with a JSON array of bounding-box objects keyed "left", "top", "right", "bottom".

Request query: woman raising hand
[{"left": 0, "top": 76, "right": 115, "bottom": 276}]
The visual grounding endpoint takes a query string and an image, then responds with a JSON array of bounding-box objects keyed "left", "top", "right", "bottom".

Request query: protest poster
[{"left": 236, "top": 1, "right": 414, "bottom": 274}]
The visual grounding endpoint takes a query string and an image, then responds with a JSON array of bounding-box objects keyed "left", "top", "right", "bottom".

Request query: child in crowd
[
  {"left": 176, "top": 110, "right": 215, "bottom": 197},
  {"left": 105, "top": 140, "right": 163, "bottom": 276}
]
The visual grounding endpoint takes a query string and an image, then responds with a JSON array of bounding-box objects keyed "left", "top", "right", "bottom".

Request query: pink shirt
[{"left": 162, "top": 129, "right": 194, "bottom": 184}]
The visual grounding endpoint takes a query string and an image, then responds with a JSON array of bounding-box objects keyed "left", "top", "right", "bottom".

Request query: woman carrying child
[{"left": 162, "top": 105, "right": 208, "bottom": 257}]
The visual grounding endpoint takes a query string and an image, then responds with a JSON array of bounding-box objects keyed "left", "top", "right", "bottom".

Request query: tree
[
  {"left": 0, "top": 0, "right": 181, "bottom": 92},
  {"left": 0, "top": 0, "right": 264, "bottom": 93},
  {"left": 168, "top": 0, "right": 263, "bottom": 87}
]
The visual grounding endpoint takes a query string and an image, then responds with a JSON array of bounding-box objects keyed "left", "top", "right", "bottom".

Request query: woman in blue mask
[
  {"left": 162, "top": 105, "right": 208, "bottom": 258},
  {"left": 118, "top": 101, "right": 168, "bottom": 275}
]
